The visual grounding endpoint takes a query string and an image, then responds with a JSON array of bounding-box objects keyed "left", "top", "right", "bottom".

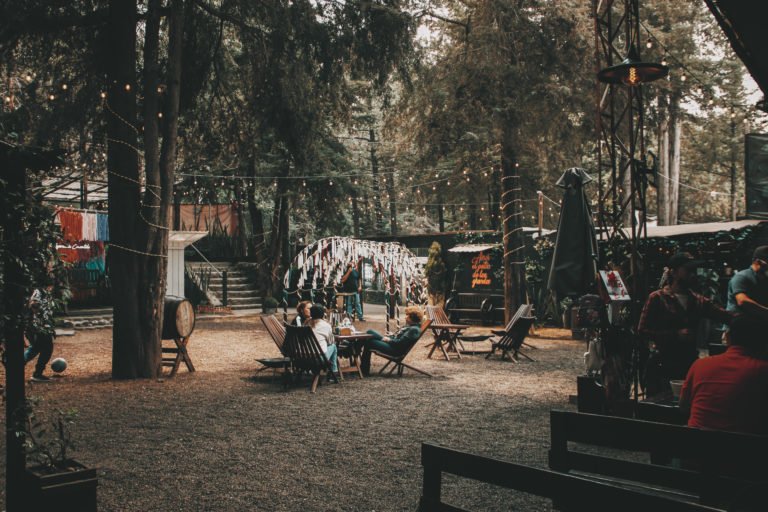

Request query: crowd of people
[{"left": 639, "top": 247, "right": 768, "bottom": 435}]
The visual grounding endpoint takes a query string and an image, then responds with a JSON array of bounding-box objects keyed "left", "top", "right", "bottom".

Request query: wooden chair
[
  {"left": 425, "top": 305, "right": 468, "bottom": 360},
  {"left": 457, "top": 304, "right": 536, "bottom": 355},
  {"left": 282, "top": 324, "right": 339, "bottom": 393},
  {"left": 371, "top": 319, "right": 433, "bottom": 377},
  {"left": 257, "top": 315, "right": 291, "bottom": 376},
  {"left": 418, "top": 442, "right": 719, "bottom": 512},
  {"left": 161, "top": 336, "right": 195, "bottom": 377},
  {"left": 486, "top": 316, "right": 536, "bottom": 362}
]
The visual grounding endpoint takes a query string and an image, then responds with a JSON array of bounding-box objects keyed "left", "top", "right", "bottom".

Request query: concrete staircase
[{"left": 190, "top": 262, "right": 262, "bottom": 311}]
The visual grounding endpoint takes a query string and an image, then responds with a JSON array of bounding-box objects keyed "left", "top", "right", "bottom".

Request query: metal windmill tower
[
  {"left": 593, "top": 0, "right": 667, "bottom": 302},
  {"left": 593, "top": 0, "right": 668, "bottom": 405}
]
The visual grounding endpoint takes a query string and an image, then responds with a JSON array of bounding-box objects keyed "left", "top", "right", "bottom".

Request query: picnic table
[{"left": 335, "top": 332, "right": 372, "bottom": 379}]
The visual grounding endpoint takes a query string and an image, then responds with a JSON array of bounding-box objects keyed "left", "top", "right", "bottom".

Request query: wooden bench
[
  {"left": 548, "top": 410, "right": 768, "bottom": 509},
  {"left": 418, "top": 442, "right": 718, "bottom": 512},
  {"left": 444, "top": 293, "right": 504, "bottom": 325}
]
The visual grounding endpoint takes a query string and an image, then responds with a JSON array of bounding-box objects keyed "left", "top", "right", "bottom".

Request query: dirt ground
[{"left": 1, "top": 314, "right": 583, "bottom": 511}]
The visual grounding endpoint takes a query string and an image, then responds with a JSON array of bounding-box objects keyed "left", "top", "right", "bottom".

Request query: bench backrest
[
  {"left": 419, "top": 442, "right": 718, "bottom": 512},
  {"left": 502, "top": 304, "right": 534, "bottom": 332},
  {"left": 549, "top": 410, "right": 768, "bottom": 505},
  {"left": 282, "top": 325, "right": 332, "bottom": 373},
  {"left": 495, "top": 316, "right": 534, "bottom": 351},
  {"left": 425, "top": 305, "right": 451, "bottom": 325},
  {"left": 261, "top": 315, "right": 287, "bottom": 353}
]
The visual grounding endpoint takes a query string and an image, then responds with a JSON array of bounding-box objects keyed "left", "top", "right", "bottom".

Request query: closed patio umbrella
[{"left": 547, "top": 168, "right": 598, "bottom": 298}]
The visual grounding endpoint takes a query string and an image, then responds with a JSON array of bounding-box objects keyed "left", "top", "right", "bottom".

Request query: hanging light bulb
[
  {"left": 100, "top": 91, "right": 107, "bottom": 99},
  {"left": 646, "top": 38, "right": 653, "bottom": 49},
  {"left": 48, "top": 93, "right": 55, "bottom": 101},
  {"left": 680, "top": 74, "right": 687, "bottom": 82},
  {"left": 61, "top": 83, "right": 68, "bottom": 91},
  {"left": 124, "top": 83, "right": 132, "bottom": 92}
]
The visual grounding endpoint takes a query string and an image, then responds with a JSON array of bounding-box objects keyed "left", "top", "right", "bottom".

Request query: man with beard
[{"left": 639, "top": 252, "right": 733, "bottom": 394}]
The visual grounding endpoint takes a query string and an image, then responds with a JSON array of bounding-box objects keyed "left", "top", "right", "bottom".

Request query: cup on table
[{"left": 669, "top": 380, "right": 684, "bottom": 400}]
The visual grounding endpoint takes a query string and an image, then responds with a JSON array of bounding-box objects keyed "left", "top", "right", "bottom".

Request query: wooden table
[
  {"left": 637, "top": 392, "right": 687, "bottom": 425},
  {"left": 335, "top": 333, "right": 372, "bottom": 379},
  {"left": 427, "top": 323, "right": 469, "bottom": 361}
]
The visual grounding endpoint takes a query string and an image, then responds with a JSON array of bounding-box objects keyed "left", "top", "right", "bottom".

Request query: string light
[
  {"left": 100, "top": 91, "right": 107, "bottom": 99},
  {"left": 124, "top": 83, "right": 131, "bottom": 92},
  {"left": 48, "top": 94, "right": 55, "bottom": 101},
  {"left": 61, "top": 84, "right": 68, "bottom": 91}
]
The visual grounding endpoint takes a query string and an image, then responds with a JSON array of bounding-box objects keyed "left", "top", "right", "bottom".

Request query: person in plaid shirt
[
  {"left": 24, "top": 280, "right": 57, "bottom": 382},
  {"left": 638, "top": 252, "right": 733, "bottom": 394}
]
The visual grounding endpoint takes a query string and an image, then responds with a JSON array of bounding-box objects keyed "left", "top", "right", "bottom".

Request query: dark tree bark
[
  {"left": 386, "top": 165, "right": 398, "bottom": 235},
  {"left": 369, "top": 129, "right": 384, "bottom": 234},
  {"left": 262, "top": 161, "right": 290, "bottom": 297},
  {"left": 501, "top": 137, "right": 525, "bottom": 323},
  {"left": 351, "top": 193, "right": 361, "bottom": 237},
  {"left": 108, "top": 0, "right": 185, "bottom": 379},
  {"left": 107, "top": 0, "right": 144, "bottom": 378},
  {"left": 246, "top": 156, "right": 266, "bottom": 263}
]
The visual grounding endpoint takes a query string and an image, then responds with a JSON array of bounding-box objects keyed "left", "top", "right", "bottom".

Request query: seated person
[
  {"left": 679, "top": 315, "right": 768, "bottom": 435},
  {"left": 306, "top": 304, "right": 338, "bottom": 375},
  {"left": 360, "top": 306, "right": 423, "bottom": 376},
  {"left": 291, "top": 300, "right": 312, "bottom": 326}
]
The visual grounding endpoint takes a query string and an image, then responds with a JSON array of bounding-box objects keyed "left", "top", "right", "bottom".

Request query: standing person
[
  {"left": 291, "top": 300, "right": 312, "bottom": 326},
  {"left": 638, "top": 252, "right": 732, "bottom": 394},
  {"left": 341, "top": 258, "right": 364, "bottom": 321},
  {"left": 307, "top": 305, "right": 338, "bottom": 376},
  {"left": 360, "top": 306, "right": 424, "bottom": 376},
  {"left": 24, "top": 281, "right": 57, "bottom": 382},
  {"left": 726, "top": 245, "right": 768, "bottom": 320}
]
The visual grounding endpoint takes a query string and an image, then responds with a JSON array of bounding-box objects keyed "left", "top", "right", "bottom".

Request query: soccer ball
[{"left": 50, "top": 358, "right": 67, "bottom": 373}]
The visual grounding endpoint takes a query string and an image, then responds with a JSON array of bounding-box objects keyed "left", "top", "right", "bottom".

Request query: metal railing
[{"left": 189, "top": 244, "right": 228, "bottom": 306}]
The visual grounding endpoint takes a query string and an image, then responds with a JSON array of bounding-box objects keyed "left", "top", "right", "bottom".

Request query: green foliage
[
  {"left": 19, "top": 397, "right": 78, "bottom": 469},
  {"left": 424, "top": 241, "right": 447, "bottom": 297}
]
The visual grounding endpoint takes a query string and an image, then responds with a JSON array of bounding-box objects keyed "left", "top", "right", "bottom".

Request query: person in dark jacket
[
  {"left": 638, "top": 252, "right": 732, "bottom": 394},
  {"left": 360, "top": 306, "right": 423, "bottom": 376}
]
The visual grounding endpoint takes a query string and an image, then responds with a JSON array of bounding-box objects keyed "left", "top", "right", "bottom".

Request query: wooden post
[
  {"left": 730, "top": 117, "right": 737, "bottom": 221},
  {"left": 3, "top": 161, "right": 27, "bottom": 512}
]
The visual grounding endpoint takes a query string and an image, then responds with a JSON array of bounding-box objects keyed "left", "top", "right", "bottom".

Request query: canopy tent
[
  {"left": 547, "top": 168, "right": 599, "bottom": 298},
  {"left": 284, "top": 236, "right": 426, "bottom": 331}
]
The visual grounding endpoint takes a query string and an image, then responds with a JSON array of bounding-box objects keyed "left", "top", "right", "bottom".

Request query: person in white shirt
[{"left": 307, "top": 304, "right": 338, "bottom": 374}]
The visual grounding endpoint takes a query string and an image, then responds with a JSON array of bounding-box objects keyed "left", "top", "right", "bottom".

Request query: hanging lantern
[{"left": 597, "top": 47, "right": 668, "bottom": 86}]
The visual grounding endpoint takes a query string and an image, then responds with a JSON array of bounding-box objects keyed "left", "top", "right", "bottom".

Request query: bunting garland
[{"left": 284, "top": 236, "right": 427, "bottom": 331}]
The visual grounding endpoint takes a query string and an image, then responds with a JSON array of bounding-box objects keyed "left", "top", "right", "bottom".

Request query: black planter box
[{"left": 24, "top": 460, "right": 97, "bottom": 512}]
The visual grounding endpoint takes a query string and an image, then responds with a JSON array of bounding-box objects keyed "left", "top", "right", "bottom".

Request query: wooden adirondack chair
[
  {"left": 372, "top": 319, "right": 433, "bottom": 377},
  {"left": 282, "top": 324, "right": 339, "bottom": 392},
  {"left": 257, "top": 315, "right": 291, "bottom": 376},
  {"left": 487, "top": 316, "right": 536, "bottom": 362}
]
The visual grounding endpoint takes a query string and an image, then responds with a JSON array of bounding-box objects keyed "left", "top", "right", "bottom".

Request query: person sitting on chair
[
  {"left": 306, "top": 304, "right": 338, "bottom": 375},
  {"left": 360, "top": 306, "right": 423, "bottom": 376},
  {"left": 291, "top": 300, "right": 312, "bottom": 326},
  {"left": 679, "top": 315, "right": 768, "bottom": 435}
]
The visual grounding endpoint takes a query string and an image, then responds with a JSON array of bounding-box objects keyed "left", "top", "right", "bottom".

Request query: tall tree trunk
[
  {"left": 369, "top": 129, "right": 384, "bottom": 234},
  {"left": 387, "top": 167, "right": 398, "bottom": 235},
  {"left": 246, "top": 155, "right": 266, "bottom": 263},
  {"left": 263, "top": 161, "right": 289, "bottom": 297},
  {"left": 107, "top": 0, "right": 145, "bottom": 378},
  {"left": 669, "top": 116, "right": 682, "bottom": 225},
  {"left": 730, "top": 119, "right": 737, "bottom": 221},
  {"left": 352, "top": 193, "right": 361, "bottom": 237},
  {"left": 437, "top": 192, "right": 445, "bottom": 232},
  {"left": 109, "top": 0, "right": 184, "bottom": 379},
  {"left": 501, "top": 137, "right": 525, "bottom": 323},
  {"left": 657, "top": 117, "right": 670, "bottom": 225}
]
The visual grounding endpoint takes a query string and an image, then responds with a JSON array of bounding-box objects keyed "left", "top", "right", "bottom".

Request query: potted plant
[
  {"left": 262, "top": 296, "right": 279, "bottom": 314},
  {"left": 21, "top": 399, "right": 97, "bottom": 511}
]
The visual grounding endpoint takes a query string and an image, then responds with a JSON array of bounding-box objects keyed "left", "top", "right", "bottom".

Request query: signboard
[
  {"left": 471, "top": 252, "right": 492, "bottom": 288},
  {"left": 598, "top": 270, "right": 630, "bottom": 302}
]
